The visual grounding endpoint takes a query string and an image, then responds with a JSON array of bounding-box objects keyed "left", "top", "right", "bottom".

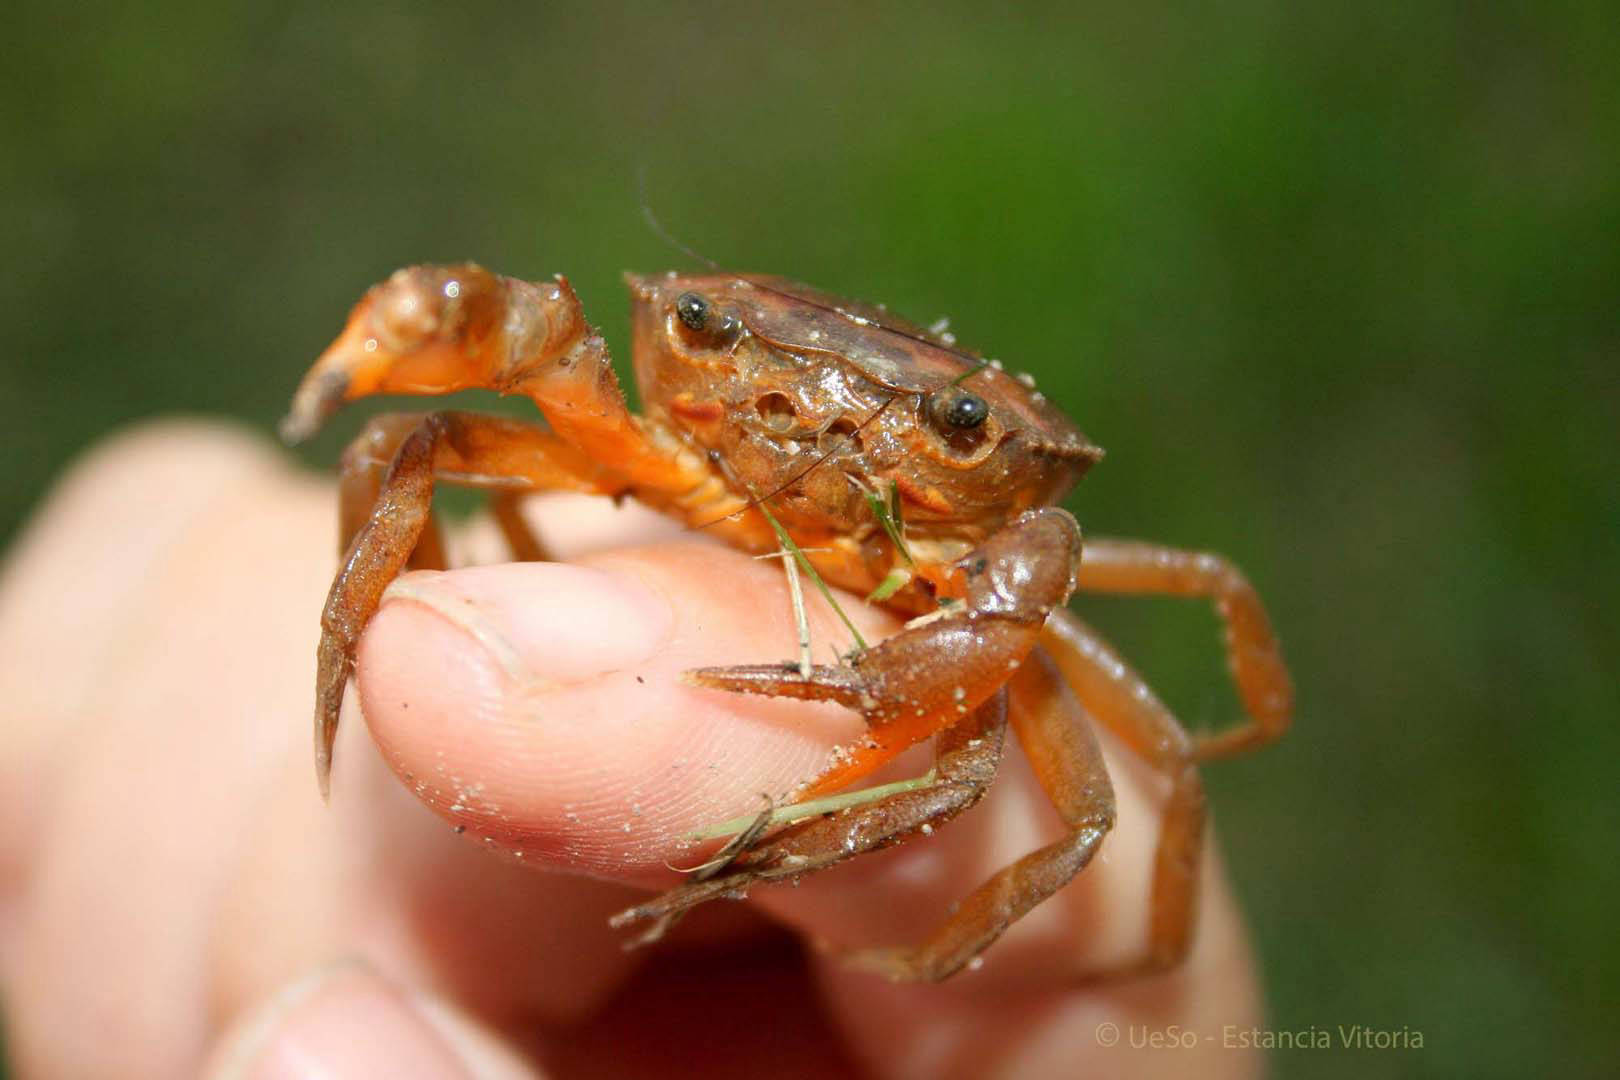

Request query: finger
[
  {"left": 2, "top": 423, "right": 340, "bottom": 1077},
  {"left": 0, "top": 421, "right": 288, "bottom": 886}
]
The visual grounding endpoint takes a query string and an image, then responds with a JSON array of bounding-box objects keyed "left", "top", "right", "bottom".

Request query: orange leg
[
  {"left": 1044, "top": 539, "right": 1294, "bottom": 972},
  {"left": 1041, "top": 608, "right": 1212, "bottom": 973},
  {"left": 487, "top": 492, "right": 552, "bottom": 562},
  {"left": 312, "top": 411, "right": 625, "bottom": 797},
  {"left": 336, "top": 412, "right": 571, "bottom": 567},
  {"left": 1074, "top": 538, "right": 1292, "bottom": 761}
]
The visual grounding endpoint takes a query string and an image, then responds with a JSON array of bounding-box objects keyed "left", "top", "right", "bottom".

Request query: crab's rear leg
[
  {"left": 312, "top": 410, "right": 624, "bottom": 797},
  {"left": 1036, "top": 538, "right": 1291, "bottom": 974},
  {"left": 1075, "top": 538, "right": 1293, "bottom": 761},
  {"left": 1039, "top": 609, "right": 1211, "bottom": 975}
]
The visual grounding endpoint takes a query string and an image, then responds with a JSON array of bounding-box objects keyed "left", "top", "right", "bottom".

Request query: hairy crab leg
[
  {"left": 312, "top": 411, "right": 625, "bottom": 797},
  {"left": 610, "top": 691, "right": 1009, "bottom": 939},
  {"left": 1040, "top": 608, "right": 1211, "bottom": 973},
  {"left": 685, "top": 507, "right": 1084, "bottom": 798},
  {"left": 1073, "top": 538, "right": 1293, "bottom": 761}
]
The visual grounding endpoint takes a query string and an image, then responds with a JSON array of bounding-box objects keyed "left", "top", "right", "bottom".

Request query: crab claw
[
  {"left": 685, "top": 508, "right": 1084, "bottom": 798},
  {"left": 280, "top": 264, "right": 513, "bottom": 444}
]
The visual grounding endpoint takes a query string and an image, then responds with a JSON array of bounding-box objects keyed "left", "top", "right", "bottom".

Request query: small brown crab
[{"left": 283, "top": 264, "right": 1292, "bottom": 982}]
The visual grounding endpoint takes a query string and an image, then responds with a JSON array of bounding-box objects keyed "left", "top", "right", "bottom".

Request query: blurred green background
[{"left": 4, "top": 3, "right": 1615, "bottom": 1076}]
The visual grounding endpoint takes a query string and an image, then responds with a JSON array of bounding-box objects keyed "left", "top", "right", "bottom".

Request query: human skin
[{"left": 0, "top": 422, "right": 1264, "bottom": 1079}]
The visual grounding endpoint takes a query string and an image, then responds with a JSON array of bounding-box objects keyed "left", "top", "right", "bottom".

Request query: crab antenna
[{"left": 636, "top": 165, "right": 721, "bottom": 270}]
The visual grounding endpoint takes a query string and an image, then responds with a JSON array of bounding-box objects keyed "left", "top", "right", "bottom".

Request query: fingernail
[
  {"left": 383, "top": 562, "right": 672, "bottom": 684},
  {"left": 207, "top": 960, "right": 479, "bottom": 1080}
]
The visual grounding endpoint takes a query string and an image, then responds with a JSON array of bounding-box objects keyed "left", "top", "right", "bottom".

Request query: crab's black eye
[
  {"left": 675, "top": 292, "right": 709, "bottom": 331},
  {"left": 940, "top": 392, "right": 989, "bottom": 429}
]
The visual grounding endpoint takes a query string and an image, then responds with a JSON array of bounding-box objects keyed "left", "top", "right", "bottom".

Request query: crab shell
[{"left": 626, "top": 273, "right": 1103, "bottom": 548}]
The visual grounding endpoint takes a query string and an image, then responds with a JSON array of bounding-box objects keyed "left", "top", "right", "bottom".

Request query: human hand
[{"left": 0, "top": 422, "right": 1263, "bottom": 1079}]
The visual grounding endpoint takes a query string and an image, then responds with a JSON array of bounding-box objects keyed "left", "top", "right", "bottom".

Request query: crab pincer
[{"left": 687, "top": 507, "right": 1082, "bottom": 798}]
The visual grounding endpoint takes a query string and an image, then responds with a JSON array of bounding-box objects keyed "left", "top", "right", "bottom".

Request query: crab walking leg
[
  {"left": 336, "top": 412, "right": 580, "bottom": 564},
  {"left": 687, "top": 507, "right": 1084, "bottom": 798},
  {"left": 312, "top": 411, "right": 625, "bottom": 798},
  {"left": 841, "top": 649, "right": 1117, "bottom": 981},
  {"left": 610, "top": 691, "right": 1008, "bottom": 936},
  {"left": 1074, "top": 539, "right": 1293, "bottom": 761},
  {"left": 338, "top": 414, "right": 451, "bottom": 570},
  {"left": 487, "top": 492, "right": 552, "bottom": 562},
  {"left": 1040, "top": 609, "right": 1210, "bottom": 972}
]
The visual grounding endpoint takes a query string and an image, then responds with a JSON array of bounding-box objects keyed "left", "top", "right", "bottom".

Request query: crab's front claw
[
  {"left": 281, "top": 264, "right": 593, "bottom": 443},
  {"left": 281, "top": 264, "right": 499, "bottom": 442},
  {"left": 685, "top": 508, "right": 1085, "bottom": 799}
]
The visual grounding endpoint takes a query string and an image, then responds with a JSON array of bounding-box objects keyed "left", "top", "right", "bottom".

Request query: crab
[{"left": 282, "top": 263, "right": 1293, "bottom": 982}]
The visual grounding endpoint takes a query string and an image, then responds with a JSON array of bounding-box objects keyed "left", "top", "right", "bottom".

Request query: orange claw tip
[
  {"left": 280, "top": 369, "right": 351, "bottom": 445},
  {"left": 681, "top": 662, "right": 802, "bottom": 690},
  {"left": 314, "top": 717, "right": 335, "bottom": 803}
]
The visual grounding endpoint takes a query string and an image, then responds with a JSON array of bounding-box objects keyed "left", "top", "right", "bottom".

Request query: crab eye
[
  {"left": 673, "top": 290, "right": 741, "bottom": 347},
  {"left": 937, "top": 392, "right": 989, "bottom": 430},
  {"left": 676, "top": 292, "right": 709, "bottom": 331}
]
